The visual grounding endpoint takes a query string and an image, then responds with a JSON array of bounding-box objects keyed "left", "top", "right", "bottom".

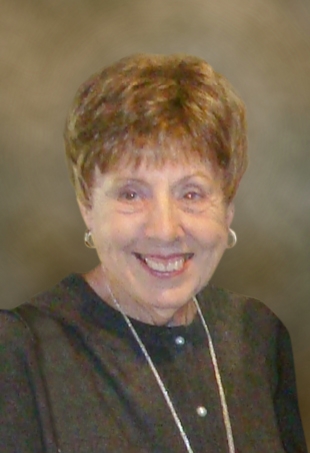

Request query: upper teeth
[{"left": 144, "top": 257, "right": 185, "bottom": 272}]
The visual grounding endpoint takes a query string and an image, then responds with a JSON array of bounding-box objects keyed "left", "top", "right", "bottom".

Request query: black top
[{"left": 0, "top": 273, "right": 307, "bottom": 452}]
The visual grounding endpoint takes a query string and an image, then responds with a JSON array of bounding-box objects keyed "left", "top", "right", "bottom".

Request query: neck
[{"left": 84, "top": 266, "right": 197, "bottom": 326}]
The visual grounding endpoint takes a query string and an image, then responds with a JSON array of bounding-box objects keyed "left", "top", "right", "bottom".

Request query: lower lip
[{"left": 136, "top": 256, "right": 192, "bottom": 279}]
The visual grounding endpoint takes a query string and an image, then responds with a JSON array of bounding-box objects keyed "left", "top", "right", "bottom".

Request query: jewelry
[
  {"left": 227, "top": 228, "right": 237, "bottom": 249},
  {"left": 106, "top": 285, "right": 235, "bottom": 453},
  {"left": 84, "top": 229, "right": 95, "bottom": 248}
]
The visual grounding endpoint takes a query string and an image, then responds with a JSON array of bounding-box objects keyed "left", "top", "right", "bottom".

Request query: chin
[{"left": 145, "top": 286, "right": 197, "bottom": 309}]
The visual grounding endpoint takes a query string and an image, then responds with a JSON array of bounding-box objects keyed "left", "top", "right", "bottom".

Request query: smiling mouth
[{"left": 134, "top": 253, "right": 194, "bottom": 274}]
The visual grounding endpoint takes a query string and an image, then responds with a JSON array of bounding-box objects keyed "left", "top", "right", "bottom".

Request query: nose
[{"left": 144, "top": 194, "right": 182, "bottom": 242}]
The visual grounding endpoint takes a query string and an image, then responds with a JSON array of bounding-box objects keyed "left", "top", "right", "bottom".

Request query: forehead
[
  {"left": 103, "top": 139, "right": 219, "bottom": 172},
  {"left": 93, "top": 157, "right": 220, "bottom": 188}
]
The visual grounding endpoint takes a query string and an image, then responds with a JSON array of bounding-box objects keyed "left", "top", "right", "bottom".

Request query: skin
[{"left": 79, "top": 158, "right": 234, "bottom": 326}]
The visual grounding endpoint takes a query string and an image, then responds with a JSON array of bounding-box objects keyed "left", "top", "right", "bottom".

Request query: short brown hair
[{"left": 64, "top": 53, "right": 248, "bottom": 206}]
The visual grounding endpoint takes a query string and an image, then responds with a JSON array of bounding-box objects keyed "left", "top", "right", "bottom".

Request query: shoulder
[
  {"left": 0, "top": 309, "right": 34, "bottom": 348},
  {"left": 198, "top": 284, "right": 283, "bottom": 329},
  {"left": 197, "top": 284, "right": 289, "bottom": 356},
  {"left": 197, "top": 286, "right": 295, "bottom": 389},
  {"left": 0, "top": 273, "right": 87, "bottom": 346},
  {"left": 25, "top": 272, "right": 86, "bottom": 312}
]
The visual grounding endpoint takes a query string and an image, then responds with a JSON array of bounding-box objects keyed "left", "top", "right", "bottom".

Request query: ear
[
  {"left": 226, "top": 202, "right": 235, "bottom": 228},
  {"left": 77, "top": 199, "right": 93, "bottom": 230}
]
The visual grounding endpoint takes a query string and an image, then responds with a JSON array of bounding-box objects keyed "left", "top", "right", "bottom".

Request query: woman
[{"left": 0, "top": 54, "right": 307, "bottom": 452}]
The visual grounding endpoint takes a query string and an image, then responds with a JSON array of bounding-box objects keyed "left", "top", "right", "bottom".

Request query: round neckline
[{"left": 71, "top": 272, "right": 202, "bottom": 339}]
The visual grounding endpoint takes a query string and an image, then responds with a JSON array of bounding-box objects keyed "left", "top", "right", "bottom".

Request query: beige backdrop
[{"left": 1, "top": 0, "right": 310, "bottom": 446}]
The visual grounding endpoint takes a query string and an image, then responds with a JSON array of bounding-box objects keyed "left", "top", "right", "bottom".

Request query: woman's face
[{"left": 80, "top": 159, "right": 234, "bottom": 322}]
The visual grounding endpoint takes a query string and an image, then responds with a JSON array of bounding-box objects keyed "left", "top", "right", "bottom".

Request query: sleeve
[
  {"left": 0, "top": 311, "right": 46, "bottom": 453},
  {"left": 274, "top": 320, "right": 308, "bottom": 453}
]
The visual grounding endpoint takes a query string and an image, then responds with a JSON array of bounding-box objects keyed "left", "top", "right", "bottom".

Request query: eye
[
  {"left": 119, "top": 190, "right": 140, "bottom": 201},
  {"left": 183, "top": 190, "right": 202, "bottom": 200}
]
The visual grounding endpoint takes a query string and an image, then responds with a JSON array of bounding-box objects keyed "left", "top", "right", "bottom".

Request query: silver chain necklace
[{"left": 106, "top": 287, "right": 235, "bottom": 453}]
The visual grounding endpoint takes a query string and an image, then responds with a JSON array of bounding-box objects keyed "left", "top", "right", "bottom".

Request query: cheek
[
  {"left": 92, "top": 213, "right": 140, "bottom": 253},
  {"left": 191, "top": 215, "right": 228, "bottom": 245}
]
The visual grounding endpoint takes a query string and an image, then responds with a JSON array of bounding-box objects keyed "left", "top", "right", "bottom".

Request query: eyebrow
[
  {"left": 111, "top": 177, "right": 148, "bottom": 187},
  {"left": 175, "top": 173, "right": 214, "bottom": 184},
  {"left": 112, "top": 172, "right": 214, "bottom": 185}
]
